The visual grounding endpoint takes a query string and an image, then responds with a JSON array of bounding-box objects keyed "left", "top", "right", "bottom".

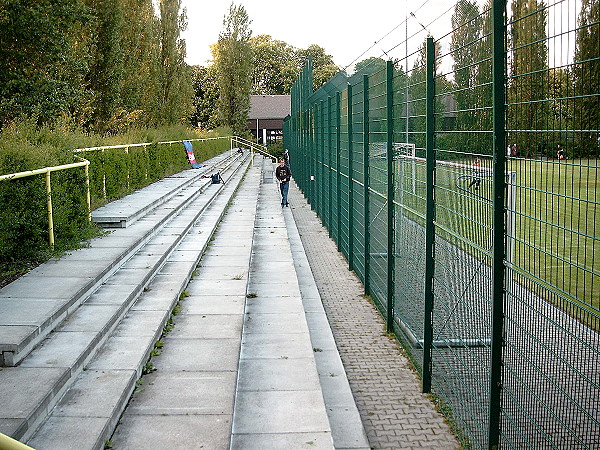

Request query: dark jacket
[{"left": 275, "top": 165, "right": 291, "bottom": 183}]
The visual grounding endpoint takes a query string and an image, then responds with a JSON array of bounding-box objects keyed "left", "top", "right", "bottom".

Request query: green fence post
[
  {"left": 489, "top": 0, "right": 507, "bottom": 448},
  {"left": 310, "top": 106, "right": 315, "bottom": 208},
  {"left": 314, "top": 105, "right": 318, "bottom": 209},
  {"left": 298, "top": 112, "right": 303, "bottom": 191},
  {"left": 423, "top": 36, "right": 436, "bottom": 394},
  {"left": 363, "top": 74, "right": 371, "bottom": 295},
  {"left": 303, "top": 110, "right": 307, "bottom": 199},
  {"left": 328, "top": 96, "right": 333, "bottom": 237},
  {"left": 386, "top": 60, "right": 395, "bottom": 332},
  {"left": 347, "top": 83, "right": 354, "bottom": 271},
  {"left": 298, "top": 113, "right": 302, "bottom": 191},
  {"left": 313, "top": 104, "right": 318, "bottom": 211},
  {"left": 318, "top": 100, "right": 326, "bottom": 218},
  {"left": 304, "top": 110, "right": 309, "bottom": 193},
  {"left": 317, "top": 101, "right": 323, "bottom": 214},
  {"left": 336, "top": 91, "right": 342, "bottom": 245},
  {"left": 300, "top": 112, "right": 304, "bottom": 189},
  {"left": 316, "top": 102, "right": 320, "bottom": 212}
]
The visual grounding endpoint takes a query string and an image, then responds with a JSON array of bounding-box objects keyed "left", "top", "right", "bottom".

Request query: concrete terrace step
[
  {"left": 92, "top": 150, "right": 240, "bottom": 228},
  {"left": 0, "top": 155, "right": 250, "bottom": 443},
  {"left": 107, "top": 160, "right": 367, "bottom": 449},
  {"left": 229, "top": 173, "right": 334, "bottom": 448},
  {"left": 0, "top": 151, "right": 242, "bottom": 368},
  {"left": 25, "top": 156, "right": 260, "bottom": 450}
]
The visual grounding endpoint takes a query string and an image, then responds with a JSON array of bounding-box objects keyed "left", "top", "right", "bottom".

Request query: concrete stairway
[
  {"left": 0, "top": 151, "right": 249, "bottom": 445},
  {"left": 106, "top": 161, "right": 367, "bottom": 449},
  {"left": 0, "top": 151, "right": 242, "bottom": 369},
  {"left": 1, "top": 153, "right": 368, "bottom": 450}
]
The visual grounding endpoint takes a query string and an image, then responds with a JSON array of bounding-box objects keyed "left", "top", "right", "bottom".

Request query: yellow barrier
[
  {"left": 231, "top": 136, "right": 277, "bottom": 163},
  {"left": 0, "top": 433, "right": 34, "bottom": 450},
  {"left": 0, "top": 159, "right": 91, "bottom": 247},
  {"left": 0, "top": 136, "right": 268, "bottom": 247},
  {"left": 74, "top": 137, "right": 231, "bottom": 199}
]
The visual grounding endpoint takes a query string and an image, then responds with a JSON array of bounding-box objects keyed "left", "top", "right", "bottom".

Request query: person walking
[{"left": 275, "top": 158, "right": 292, "bottom": 207}]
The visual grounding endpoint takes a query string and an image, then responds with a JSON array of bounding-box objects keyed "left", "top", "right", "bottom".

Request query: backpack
[{"left": 211, "top": 172, "right": 223, "bottom": 184}]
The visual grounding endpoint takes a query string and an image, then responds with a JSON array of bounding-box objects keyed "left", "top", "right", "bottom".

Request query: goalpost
[
  {"left": 394, "top": 142, "right": 417, "bottom": 196},
  {"left": 389, "top": 146, "right": 518, "bottom": 348}
]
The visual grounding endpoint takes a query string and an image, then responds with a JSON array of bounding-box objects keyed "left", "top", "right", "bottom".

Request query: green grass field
[
  {"left": 394, "top": 156, "right": 599, "bottom": 316},
  {"left": 510, "top": 158, "right": 599, "bottom": 313}
]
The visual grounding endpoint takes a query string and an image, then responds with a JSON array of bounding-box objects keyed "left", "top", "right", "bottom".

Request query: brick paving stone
[{"left": 288, "top": 183, "right": 461, "bottom": 450}]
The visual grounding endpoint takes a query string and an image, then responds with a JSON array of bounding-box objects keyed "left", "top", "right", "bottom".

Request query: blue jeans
[{"left": 279, "top": 181, "right": 289, "bottom": 205}]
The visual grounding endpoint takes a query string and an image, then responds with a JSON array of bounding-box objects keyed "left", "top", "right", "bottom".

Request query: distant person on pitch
[{"left": 275, "top": 158, "right": 292, "bottom": 207}]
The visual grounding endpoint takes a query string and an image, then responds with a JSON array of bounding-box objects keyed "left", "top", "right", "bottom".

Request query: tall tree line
[
  {"left": 0, "top": 0, "right": 191, "bottom": 132},
  {"left": 214, "top": 3, "right": 253, "bottom": 135},
  {"left": 192, "top": 2, "right": 340, "bottom": 132},
  {"left": 573, "top": 0, "right": 599, "bottom": 156},
  {"left": 442, "top": 0, "right": 598, "bottom": 157}
]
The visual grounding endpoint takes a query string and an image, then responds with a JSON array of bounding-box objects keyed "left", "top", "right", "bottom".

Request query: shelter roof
[{"left": 249, "top": 95, "right": 291, "bottom": 119}]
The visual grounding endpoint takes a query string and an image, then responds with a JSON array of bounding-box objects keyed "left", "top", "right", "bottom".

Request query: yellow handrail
[
  {"left": 0, "top": 159, "right": 91, "bottom": 247},
  {"left": 0, "top": 135, "right": 270, "bottom": 248},
  {"left": 0, "top": 431, "right": 35, "bottom": 449},
  {"left": 72, "top": 136, "right": 230, "bottom": 153},
  {"left": 74, "top": 137, "right": 233, "bottom": 199},
  {"left": 231, "top": 136, "right": 277, "bottom": 162}
]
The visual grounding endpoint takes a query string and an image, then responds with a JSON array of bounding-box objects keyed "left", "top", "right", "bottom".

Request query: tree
[
  {"left": 475, "top": 0, "right": 493, "bottom": 138},
  {"left": 214, "top": 2, "right": 253, "bottom": 135},
  {"left": 298, "top": 45, "right": 339, "bottom": 90},
  {"left": 190, "top": 65, "right": 219, "bottom": 129},
  {"left": 250, "top": 35, "right": 298, "bottom": 95},
  {"left": 119, "top": 0, "right": 162, "bottom": 126},
  {"left": 354, "top": 57, "right": 388, "bottom": 76},
  {"left": 450, "top": 0, "right": 486, "bottom": 153},
  {"left": 158, "top": 0, "right": 193, "bottom": 124},
  {"left": 85, "top": 0, "right": 125, "bottom": 131},
  {"left": 0, "top": 0, "right": 93, "bottom": 126},
  {"left": 573, "top": 0, "right": 599, "bottom": 156},
  {"left": 508, "top": 0, "right": 548, "bottom": 156},
  {"left": 407, "top": 40, "right": 446, "bottom": 152}
]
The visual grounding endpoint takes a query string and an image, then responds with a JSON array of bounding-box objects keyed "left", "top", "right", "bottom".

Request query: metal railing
[
  {"left": 74, "top": 136, "right": 231, "bottom": 200},
  {"left": 0, "top": 135, "right": 273, "bottom": 250},
  {"left": 231, "top": 135, "right": 278, "bottom": 162},
  {"left": 0, "top": 432, "right": 34, "bottom": 450},
  {"left": 0, "top": 159, "right": 91, "bottom": 247}
]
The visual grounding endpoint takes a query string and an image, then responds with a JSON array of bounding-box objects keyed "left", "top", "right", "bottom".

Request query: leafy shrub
[{"left": 0, "top": 117, "right": 231, "bottom": 284}]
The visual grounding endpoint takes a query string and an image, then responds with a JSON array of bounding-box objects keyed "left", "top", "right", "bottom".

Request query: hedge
[{"left": 0, "top": 119, "right": 232, "bottom": 283}]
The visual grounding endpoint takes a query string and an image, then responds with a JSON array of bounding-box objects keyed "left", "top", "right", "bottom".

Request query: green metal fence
[{"left": 284, "top": 0, "right": 599, "bottom": 448}]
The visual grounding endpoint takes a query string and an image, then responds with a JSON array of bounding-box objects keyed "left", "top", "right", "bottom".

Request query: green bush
[
  {"left": 83, "top": 136, "right": 230, "bottom": 206},
  {"left": 0, "top": 118, "right": 232, "bottom": 285},
  {"left": 0, "top": 121, "right": 99, "bottom": 278}
]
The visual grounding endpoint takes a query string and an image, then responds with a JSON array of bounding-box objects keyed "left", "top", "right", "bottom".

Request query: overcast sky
[
  {"left": 180, "top": 0, "right": 580, "bottom": 72},
  {"left": 180, "top": 0, "right": 460, "bottom": 69}
]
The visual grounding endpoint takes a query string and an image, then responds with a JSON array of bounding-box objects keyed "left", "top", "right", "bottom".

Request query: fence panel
[
  {"left": 351, "top": 77, "right": 367, "bottom": 280},
  {"left": 338, "top": 88, "right": 351, "bottom": 261},
  {"left": 286, "top": 1, "right": 599, "bottom": 446},
  {"left": 501, "top": 0, "right": 600, "bottom": 447}
]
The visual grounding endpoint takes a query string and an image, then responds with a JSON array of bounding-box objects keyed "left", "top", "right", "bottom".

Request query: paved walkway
[{"left": 288, "top": 183, "right": 461, "bottom": 449}]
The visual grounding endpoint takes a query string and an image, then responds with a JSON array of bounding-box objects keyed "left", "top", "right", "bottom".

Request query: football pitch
[
  {"left": 392, "top": 155, "right": 599, "bottom": 314},
  {"left": 509, "top": 158, "right": 599, "bottom": 313}
]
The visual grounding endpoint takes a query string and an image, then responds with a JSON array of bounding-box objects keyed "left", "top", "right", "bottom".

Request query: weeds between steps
[
  {"left": 104, "top": 159, "right": 254, "bottom": 448},
  {"left": 130, "top": 161, "right": 251, "bottom": 393}
]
